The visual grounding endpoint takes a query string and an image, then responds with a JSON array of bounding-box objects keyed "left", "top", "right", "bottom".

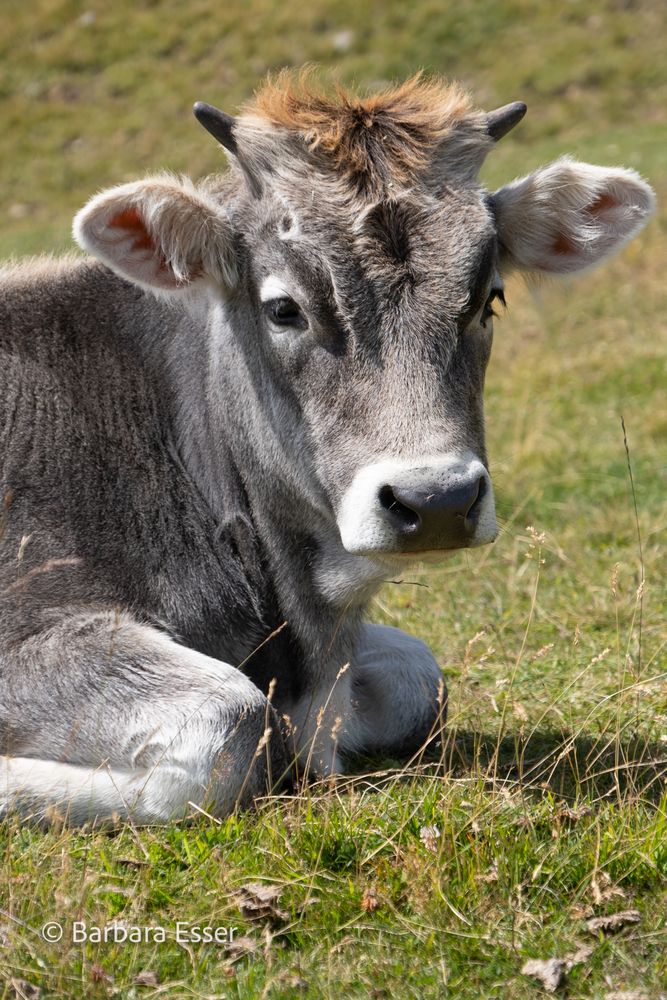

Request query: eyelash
[
  {"left": 265, "top": 296, "right": 306, "bottom": 329},
  {"left": 481, "top": 288, "right": 506, "bottom": 327}
]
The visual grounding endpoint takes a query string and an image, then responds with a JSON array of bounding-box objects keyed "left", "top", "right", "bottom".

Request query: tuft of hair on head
[{"left": 243, "top": 67, "right": 487, "bottom": 194}]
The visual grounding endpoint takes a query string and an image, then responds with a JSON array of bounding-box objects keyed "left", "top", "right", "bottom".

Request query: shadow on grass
[
  {"left": 339, "top": 728, "right": 667, "bottom": 806},
  {"left": 446, "top": 727, "right": 667, "bottom": 803}
]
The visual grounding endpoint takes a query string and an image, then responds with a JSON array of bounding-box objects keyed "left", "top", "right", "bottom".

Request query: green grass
[{"left": 1, "top": 1, "right": 667, "bottom": 997}]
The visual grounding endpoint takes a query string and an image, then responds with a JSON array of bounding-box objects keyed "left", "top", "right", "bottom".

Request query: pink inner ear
[
  {"left": 108, "top": 206, "right": 156, "bottom": 253},
  {"left": 106, "top": 204, "right": 174, "bottom": 284},
  {"left": 552, "top": 232, "right": 576, "bottom": 256},
  {"left": 584, "top": 192, "right": 617, "bottom": 217},
  {"left": 551, "top": 191, "right": 618, "bottom": 259}
]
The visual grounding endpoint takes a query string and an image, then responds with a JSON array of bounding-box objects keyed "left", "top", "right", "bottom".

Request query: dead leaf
[
  {"left": 590, "top": 870, "right": 626, "bottom": 905},
  {"left": 477, "top": 861, "right": 499, "bottom": 884},
  {"left": 89, "top": 964, "right": 113, "bottom": 985},
  {"left": 556, "top": 803, "right": 592, "bottom": 823},
  {"left": 224, "top": 935, "right": 258, "bottom": 961},
  {"left": 134, "top": 971, "right": 159, "bottom": 987},
  {"left": 419, "top": 825, "right": 441, "bottom": 853},
  {"left": 565, "top": 943, "right": 594, "bottom": 968},
  {"left": 361, "top": 886, "right": 380, "bottom": 913},
  {"left": 521, "top": 957, "right": 568, "bottom": 992},
  {"left": 9, "top": 982, "right": 41, "bottom": 1000},
  {"left": 521, "top": 944, "right": 593, "bottom": 993},
  {"left": 235, "top": 882, "right": 289, "bottom": 925},
  {"left": 586, "top": 910, "right": 641, "bottom": 935}
]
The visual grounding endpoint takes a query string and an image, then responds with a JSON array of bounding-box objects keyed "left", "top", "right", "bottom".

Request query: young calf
[{"left": 0, "top": 74, "right": 655, "bottom": 823}]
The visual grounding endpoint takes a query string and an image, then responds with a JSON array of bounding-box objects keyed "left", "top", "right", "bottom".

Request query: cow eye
[
  {"left": 265, "top": 297, "right": 305, "bottom": 329},
  {"left": 481, "top": 287, "right": 506, "bottom": 328}
]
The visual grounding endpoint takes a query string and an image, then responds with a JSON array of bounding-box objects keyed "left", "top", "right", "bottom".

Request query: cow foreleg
[
  {"left": 346, "top": 623, "right": 446, "bottom": 759},
  {"left": 0, "top": 610, "right": 287, "bottom": 825},
  {"left": 287, "top": 623, "right": 446, "bottom": 777}
]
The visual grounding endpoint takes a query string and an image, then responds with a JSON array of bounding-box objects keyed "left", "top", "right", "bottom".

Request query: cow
[{"left": 0, "top": 72, "right": 655, "bottom": 824}]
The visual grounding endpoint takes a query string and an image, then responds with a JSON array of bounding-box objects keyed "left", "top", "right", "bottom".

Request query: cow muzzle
[{"left": 337, "top": 453, "right": 498, "bottom": 556}]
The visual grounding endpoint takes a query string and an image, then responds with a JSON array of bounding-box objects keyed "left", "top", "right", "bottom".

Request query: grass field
[{"left": 1, "top": 1, "right": 666, "bottom": 997}]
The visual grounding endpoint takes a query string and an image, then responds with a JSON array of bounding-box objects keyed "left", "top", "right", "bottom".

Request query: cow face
[
  {"left": 74, "top": 78, "right": 654, "bottom": 566},
  {"left": 243, "top": 183, "right": 500, "bottom": 558}
]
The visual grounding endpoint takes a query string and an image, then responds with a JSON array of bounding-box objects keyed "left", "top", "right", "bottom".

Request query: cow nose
[{"left": 378, "top": 475, "right": 486, "bottom": 548}]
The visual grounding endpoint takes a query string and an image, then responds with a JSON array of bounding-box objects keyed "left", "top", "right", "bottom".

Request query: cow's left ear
[
  {"left": 73, "top": 175, "right": 237, "bottom": 295},
  {"left": 491, "top": 157, "right": 655, "bottom": 275}
]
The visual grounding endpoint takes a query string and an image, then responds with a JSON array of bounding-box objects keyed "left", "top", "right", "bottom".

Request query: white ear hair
[
  {"left": 73, "top": 174, "right": 237, "bottom": 296},
  {"left": 492, "top": 157, "right": 655, "bottom": 275}
]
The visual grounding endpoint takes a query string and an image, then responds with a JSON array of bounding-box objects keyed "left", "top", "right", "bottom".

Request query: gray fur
[{"left": 0, "top": 81, "right": 654, "bottom": 824}]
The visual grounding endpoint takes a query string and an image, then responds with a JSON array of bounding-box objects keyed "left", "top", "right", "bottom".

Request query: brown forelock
[{"left": 244, "top": 69, "right": 486, "bottom": 194}]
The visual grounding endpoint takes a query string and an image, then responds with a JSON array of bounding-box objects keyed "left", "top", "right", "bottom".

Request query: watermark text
[{"left": 41, "top": 920, "right": 238, "bottom": 945}]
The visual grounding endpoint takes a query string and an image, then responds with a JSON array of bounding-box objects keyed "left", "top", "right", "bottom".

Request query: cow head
[{"left": 74, "top": 74, "right": 655, "bottom": 571}]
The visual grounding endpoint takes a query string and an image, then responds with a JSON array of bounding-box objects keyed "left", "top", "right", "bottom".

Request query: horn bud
[
  {"left": 193, "top": 102, "right": 238, "bottom": 155},
  {"left": 486, "top": 101, "right": 527, "bottom": 141}
]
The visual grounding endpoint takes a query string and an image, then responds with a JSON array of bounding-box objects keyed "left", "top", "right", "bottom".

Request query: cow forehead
[
  {"left": 257, "top": 183, "right": 497, "bottom": 313},
  {"left": 355, "top": 190, "right": 495, "bottom": 280}
]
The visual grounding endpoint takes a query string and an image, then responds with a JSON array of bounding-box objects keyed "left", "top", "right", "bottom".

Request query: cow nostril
[
  {"left": 378, "top": 484, "right": 420, "bottom": 533},
  {"left": 465, "top": 475, "right": 486, "bottom": 521},
  {"left": 376, "top": 472, "right": 490, "bottom": 546}
]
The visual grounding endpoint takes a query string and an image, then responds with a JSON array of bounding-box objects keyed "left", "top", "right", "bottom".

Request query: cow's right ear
[{"left": 73, "top": 175, "right": 237, "bottom": 295}]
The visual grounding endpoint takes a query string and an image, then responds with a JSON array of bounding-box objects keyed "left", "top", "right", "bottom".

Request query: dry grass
[{"left": 1, "top": 0, "right": 667, "bottom": 996}]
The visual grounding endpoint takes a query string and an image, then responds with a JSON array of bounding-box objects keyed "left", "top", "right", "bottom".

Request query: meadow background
[{"left": 1, "top": 0, "right": 666, "bottom": 997}]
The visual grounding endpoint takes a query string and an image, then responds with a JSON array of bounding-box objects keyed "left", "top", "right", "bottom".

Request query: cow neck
[{"left": 165, "top": 318, "right": 364, "bottom": 694}]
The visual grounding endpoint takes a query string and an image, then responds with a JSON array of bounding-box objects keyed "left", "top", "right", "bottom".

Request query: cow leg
[
  {"left": 0, "top": 609, "right": 287, "bottom": 825},
  {"left": 287, "top": 624, "right": 445, "bottom": 776},
  {"left": 345, "top": 623, "right": 446, "bottom": 759}
]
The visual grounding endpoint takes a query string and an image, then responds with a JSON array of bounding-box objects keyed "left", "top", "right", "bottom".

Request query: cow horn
[
  {"left": 486, "top": 101, "right": 527, "bottom": 141},
  {"left": 193, "top": 102, "right": 238, "bottom": 155}
]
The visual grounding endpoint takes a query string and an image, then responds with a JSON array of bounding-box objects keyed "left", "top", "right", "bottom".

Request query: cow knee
[
  {"left": 161, "top": 674, "right": 288, "bottom": 816},
  {"left": 350, "top": 624, "right": 447, "bottom": 757},
  {"left": 208, "top": 685, "right": 288, "bottom": 811}
]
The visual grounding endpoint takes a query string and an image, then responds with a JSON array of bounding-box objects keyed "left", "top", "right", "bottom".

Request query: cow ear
[
  {"left": 73, "top": 176, "right": 237, "bottom": 294},
  {"left": 491, "top": 157, "right": 655, "bottom": 275}
]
